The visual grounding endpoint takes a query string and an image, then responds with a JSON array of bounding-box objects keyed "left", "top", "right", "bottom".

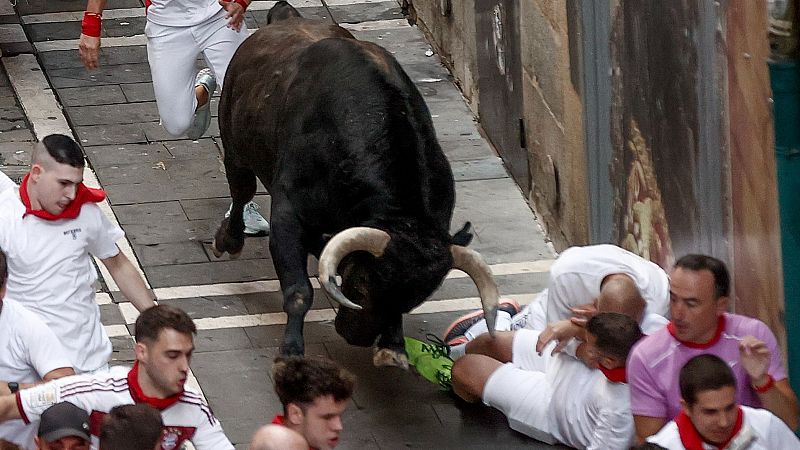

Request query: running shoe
[
  {"left": 442, "top": 298, "right": 521, "bottom": 345},
  {"left": 225, "top": 201, "right": 270, "bottom": 236},
  {"left": 405, "top": 334, "right": 453, "bottom": 390},
  {"left": 187, "top": 68, "right": 216, "bottom": 140}
]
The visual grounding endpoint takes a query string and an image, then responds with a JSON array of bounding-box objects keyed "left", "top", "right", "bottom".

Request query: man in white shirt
[
  {"left": 77, "top": 0, "right": 270, "bottom": 235},
  {"left": 647, "top": 354, "right": 800, "bottom": 449},
  {"left": 451, "top": 313, "right": 643, "bottom": 449},
  {"left": 0, "top": 248, "right": 76, "bottom": 449},
  {"left": 444, "top": 244, "right": 669, "bottom": 360},
  {"left": 0, "top": 171, "right": 14, "bottom": 192},
  {"left": 0, "top": 134, "right": 155, "bottom": 374},
  {"left": 0, "top": 305, "right": 234, "bottom": 450}
]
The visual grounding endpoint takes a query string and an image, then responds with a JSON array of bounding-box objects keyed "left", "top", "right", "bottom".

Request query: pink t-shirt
[{"left": 627, "top": 313, "right": 786, "bottom": 420}]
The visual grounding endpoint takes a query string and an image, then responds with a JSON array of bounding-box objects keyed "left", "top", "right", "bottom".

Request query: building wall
[{"left": 411, "top": 0, "right": 590, "bottom": 249}]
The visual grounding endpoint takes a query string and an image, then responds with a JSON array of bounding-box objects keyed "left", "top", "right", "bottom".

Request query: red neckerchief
[
  {"left": 127, "top": 361, "right": 183, "bottom": 410},
  {"left": 668, "top": 315, "right": 726, "bottom": 349},
  {"left": 19, "top": 173, "right": 105, "bottom": 221},
  {"left": 675, "top": 406, "right": 744, "bottom": 450},
  {"left": 599, "top": 366, "right": 627, "bottom": 383}
]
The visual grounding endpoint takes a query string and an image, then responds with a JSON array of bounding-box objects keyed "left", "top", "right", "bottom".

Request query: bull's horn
[
  {"left": 450, "top": 246, "right": 500, "bottom": 336},
  {"left": 319, "top": 227, "right": 391, "bottom": 310}
]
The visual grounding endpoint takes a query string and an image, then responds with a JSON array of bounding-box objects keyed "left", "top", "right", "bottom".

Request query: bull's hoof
[
  {"left": 211, "top": 238, "right": 224, "bottom": 258},
  {"left": 373, "top": 348, "right": 409, "bottom": 370},
  {"left": 280, "top": 341, "right": 305, "bottom": 357},
  {"left": 229, "top": 250, "right": 242, "bottom": 260}
]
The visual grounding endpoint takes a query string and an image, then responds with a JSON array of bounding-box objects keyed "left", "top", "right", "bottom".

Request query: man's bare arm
[
  {"left": 79, "top": 0, "right": 108, "bottom": 69},
  {"left": 101, "top": 250, "right": 156, "bottom": 312},
  {"left": 633, "top": 415, "right": 667, "bottom": 444},
  {"left": 758, "top": 379, "right": 799, "bottom": 430},
  {"left": 0, "top": 395, "right": 22, "bottom": 422}
]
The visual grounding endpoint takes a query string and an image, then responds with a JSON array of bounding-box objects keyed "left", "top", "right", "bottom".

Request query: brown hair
[
  {"left": 134, "top": 304, "right": 196, "bottom": 343},
  {"left": 273, "top": 356, "right": 355, "bottom": 412},
  {"left": 100, "top": 404, "right": 164, "bottom": 450}
]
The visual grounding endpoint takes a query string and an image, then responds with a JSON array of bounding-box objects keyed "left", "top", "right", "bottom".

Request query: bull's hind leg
[
  {"left": 374, "top": 315, "right": 409, "bottom": 369},
  {"left": 212, "top": 163, "right": 255, "bottom": 259}
]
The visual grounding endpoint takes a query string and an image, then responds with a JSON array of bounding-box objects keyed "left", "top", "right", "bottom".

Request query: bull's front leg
[
  {"left": 269, "top": 201, "right": 313, "bottom": 356},
  {"left": 374, "top": 314, "right": 409, "bottom": 369},
  {"left": 212, "top": 162, "right": 256, "bottom": 259}
]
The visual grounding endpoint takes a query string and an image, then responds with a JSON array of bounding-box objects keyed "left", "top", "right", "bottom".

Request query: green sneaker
[{"left": 404, "top": 335, "right": 453, "bottom": 390}]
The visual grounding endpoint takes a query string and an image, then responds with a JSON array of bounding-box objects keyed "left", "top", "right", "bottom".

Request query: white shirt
[
  {"left": 547, "top": 354, "right": 634, "bottom": 449},
  {"left": 146, "top": 0, "right": 223, "bottom": 27},
  {"left": 647, "top": 405, "right": 800, "bottom": 449},
  {"left": 0, "top": 187, "right": 122, "bottom": 373},
  {"left": 0, "top": 171, "right": 14, "bottom": 191},
  {"left": 17, "top": 366, "right": 234, "bottom": 450},
  {"left": 546, "top": 244, "right": 670, "bottom": 324},
  {"left": 0, "top": 299, "right": 73, "bottom": 450}
]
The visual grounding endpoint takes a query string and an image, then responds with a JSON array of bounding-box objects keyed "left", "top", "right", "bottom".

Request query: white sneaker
[
  {"left": 225, "top": 201, "right": 270, "bottom": 236},
  {"left": 187, "top": 68, "right": 216, "bottom": 140}
]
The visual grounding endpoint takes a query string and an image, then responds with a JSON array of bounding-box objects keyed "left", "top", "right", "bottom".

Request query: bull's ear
[
  {"left": 451, "top": 221, "right": 473, "bottom": 246},
  {"left": 322, "top": 233, "right": 334, "bottom": 242}
]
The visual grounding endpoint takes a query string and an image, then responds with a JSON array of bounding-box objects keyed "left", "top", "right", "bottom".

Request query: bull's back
[{"left": 219, "top": 20, "right": 354, "bottom": 176}]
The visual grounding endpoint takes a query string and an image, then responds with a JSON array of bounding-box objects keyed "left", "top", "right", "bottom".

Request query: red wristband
[
  {"left": 81, "top": 12, "right": 102, "bottom": 38},
  {"left": 753, "top": 374, "right": 775, "bottom": 393},
  {"left": 234, "top": 0, "right": 248, "bottom": 11}
]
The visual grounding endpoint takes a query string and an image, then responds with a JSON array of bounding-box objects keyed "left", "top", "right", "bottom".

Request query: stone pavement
[{"left": 0, "top": 0, "right": 566, "bottom": 448}]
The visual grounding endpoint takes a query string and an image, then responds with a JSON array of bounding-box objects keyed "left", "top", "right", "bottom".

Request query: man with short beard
[
  {"left": 0, "top": 305, "right": 234, "bottom": 449},
  {"left": 0, "top": 134, "right": 155, "bottom": 374},
  {"left": 271, "top": 357, "right": 355, "bottom": 450},
  {"left": 647, "top": 354, "right": 800, "bottom": 449}
]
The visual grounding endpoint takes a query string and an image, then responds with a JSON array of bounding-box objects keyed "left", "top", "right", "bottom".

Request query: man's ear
[
  {"left": 600, "top": 355, "right": 618, "bottom": 370},
  {"left": 287, "top": 403, "right": 304, "bottom": 426},
  {"left": 30, "top": 164, "right": 43, "bottom": 181},
  {"left": 134, "top": 341, "right": 148, "bottom": 362},
  {"left": 716, "top": 296, "right": 729, "bottom": 314},
  {"left": 680, "top": 398, "right": 690, "bottom": 415}
]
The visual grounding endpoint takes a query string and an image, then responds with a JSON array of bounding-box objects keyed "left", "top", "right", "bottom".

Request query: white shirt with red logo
[
  {"left": 16, "top": 365, "right": 234, "bottom": 450},
  {"left": 0, "top": 299, "right": 73, "bottom": 450},
  {"left": 0, "top": 187, "right": 122, "bottom": 373},
  {"left": 647, "top": 405, "right": 800, "bottom": 449}
]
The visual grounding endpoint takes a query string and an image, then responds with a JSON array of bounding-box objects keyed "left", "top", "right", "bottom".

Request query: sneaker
[
  {"left": 405, "top": 334, "right": 453, "bottom": 390},
  {"left": 187, "top": 68, "right": 216, "bottom": 140},
  {"left": 442, "top": 298, "right": 521, "bottom": 345},
  {"left": 225, "top": 201, "right": 270, "bottom": 236}
]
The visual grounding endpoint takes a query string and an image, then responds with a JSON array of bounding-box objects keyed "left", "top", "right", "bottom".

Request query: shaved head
[
  {"left": 31, "top": 134, "right": 84, "bottom": 169},
  {"left": 249, "top": 424, "right": 308, "bottom": 450},
  {"left": 597, "top": 274, "right": 645, "bottom": 323}
]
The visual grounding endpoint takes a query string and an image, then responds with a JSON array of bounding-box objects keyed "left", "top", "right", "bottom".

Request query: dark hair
[
  {"left": 674, "top": 254, "right": 730, "bottom": 298},
  {"left": 0, "top": 247, "right": 6, "bottom": 289},
  {"left": 586, "top": 312, "right": 643, "bottom": 361},
  {"left": 273, "top": 357, "right": 355, "bottom": 411},
  {"left": 99, "top": 404, "right": 163, "bottom": 450},
  {"left": 267, "top": 0, "right": 301, "bottom": 24},
  {"left": 40, "top": 134, "right": 85, "bottom": 168},
  {"left": 679, "top": 354, "right": 736, "bottom": 406},
  {"left": 134, "top": 305, "right": 196, "bottom": 343}
]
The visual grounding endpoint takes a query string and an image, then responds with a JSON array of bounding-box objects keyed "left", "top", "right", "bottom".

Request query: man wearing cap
[{"left": 34, "top": 402, "right": 90, "bottom": 450}]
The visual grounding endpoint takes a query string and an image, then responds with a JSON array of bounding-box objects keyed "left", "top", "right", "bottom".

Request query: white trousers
[{"left": 145, "top": 10, "right": 248, "bottom": 137}]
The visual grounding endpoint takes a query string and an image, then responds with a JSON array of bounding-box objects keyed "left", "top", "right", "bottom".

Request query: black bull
[{"left": 212, "top": 2, "right": 499, "bottom": 367}]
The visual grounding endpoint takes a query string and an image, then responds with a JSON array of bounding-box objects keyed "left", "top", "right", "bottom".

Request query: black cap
[{"left": 37, "top": 402, "right": 90, "bottom": 442}]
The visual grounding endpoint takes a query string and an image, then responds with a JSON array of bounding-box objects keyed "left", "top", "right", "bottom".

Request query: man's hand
[
  {"left": 569, "top": 301, "right": 598, "bottom": 327},
  {"left": 536, "top": 319, "right": 583, "bottom": 355},
  {"left": 219, "top": 0, "right": 246, "bottom": 32},
  {"left": 739, "top": 336, "right": 771, "bottom": 386},
  {"left": 79, "top": 34, "right": 101, "bottom": 70}
]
